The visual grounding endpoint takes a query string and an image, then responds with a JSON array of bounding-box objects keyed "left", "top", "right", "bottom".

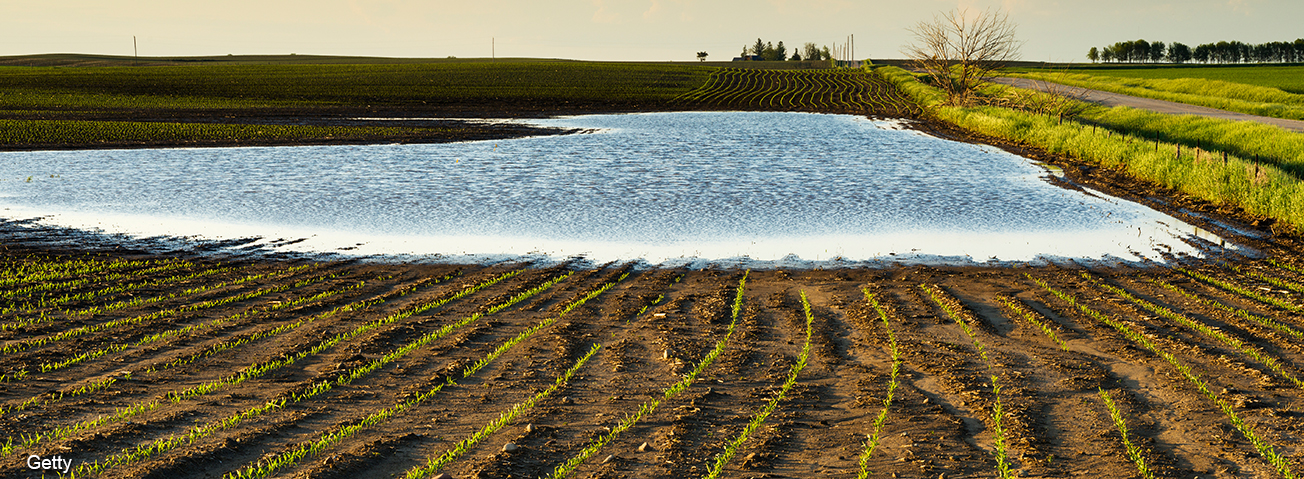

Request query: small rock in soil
[
  {"left": 638, "top": 442, "right": 652, "bottom": 452},
  {"left": 603, "top": 454, "right": 616, "bottom": 464},
  {"left": 524, "top": 423, "right": 534, "bottom": 433},
  {"left": 503, "top": 443, "right": 519, "bottom": 452}
]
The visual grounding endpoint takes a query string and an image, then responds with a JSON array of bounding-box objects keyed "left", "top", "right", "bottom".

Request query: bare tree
[{"left": 903, "top": 8, "right": 1022, "bottom": 106}]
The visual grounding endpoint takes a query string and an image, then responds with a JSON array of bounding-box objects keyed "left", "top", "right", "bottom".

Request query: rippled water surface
[{"left": 0, "top": 112, "right": 1235, "bottom": 265}]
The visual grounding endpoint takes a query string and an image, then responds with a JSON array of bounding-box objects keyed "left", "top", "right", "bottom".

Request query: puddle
[{"left": 0, "top": 111, "right": 1253, "bottom": 265}]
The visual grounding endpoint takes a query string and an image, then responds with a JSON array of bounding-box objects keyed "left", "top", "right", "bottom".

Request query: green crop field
[{"left": 0, "top": 61, "right": 714, "bottom": 112}]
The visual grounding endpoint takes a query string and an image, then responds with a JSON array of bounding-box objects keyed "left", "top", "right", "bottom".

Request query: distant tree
[
  {"left": 697, "top": 51, "right": 708, "bottom": 62},
  {"left": 1101, "top": 46, "right": 1115, "bottom": 63},
  {"left": 775, "top": 41, "right": 787, "bottom": 61},
  {"left": 803, "top": 42, "right": 820, "bottom": 61},
  {"left": 753, "top": 38, "right": 766, "bottom": 56},
  {"left": 1133, "top": 40, "right": 1150, "bottom": 62},
  {"left": 1149, "top": 41, "right": 1166, "bottom": 62},
  {"left": 740, "top": 46, "right": 749, "bottom": 59},
  {"left": 1193, "top": 44, "right": 1211, "bottom": 63},
  {"left": 821, "top": 45, "right": 832, "bottom": 61},
  {"left": 790, "top": 51, "right": 802, "bottom": 61},
  {"left": 1168, "top": 42, "right": 1191, "bottom": 63},
  {"left": 1087, "top": 47, "right": 1099, "bottom": 63},
  {"left": 761, "top": 42, "right": 778, "bottom": 61}
]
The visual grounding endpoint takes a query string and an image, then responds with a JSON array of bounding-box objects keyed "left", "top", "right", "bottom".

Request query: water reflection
[{"left": 0, "top": 112, "right": 1249, "bottom": 266}]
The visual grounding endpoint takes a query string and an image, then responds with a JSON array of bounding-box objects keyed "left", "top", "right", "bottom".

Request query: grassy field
[
  {"left": 1010, "top": 64, "right": 1304, "bottom": 94},
  {"left": 1004, "top": 70, "right": 1304, "bottom": 121},
  {"left": 881, "top": 65, "right": 1304, "bottom": 231}
]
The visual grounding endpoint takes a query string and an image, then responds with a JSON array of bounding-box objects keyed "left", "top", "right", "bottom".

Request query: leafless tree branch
[{"left": 903, "top": 8, "right": 1022, "bottom": 106}]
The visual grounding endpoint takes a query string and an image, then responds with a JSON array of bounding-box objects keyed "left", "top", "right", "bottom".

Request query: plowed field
[{"left": 4, "top": 238, "right": 1304, "bottom": 478}]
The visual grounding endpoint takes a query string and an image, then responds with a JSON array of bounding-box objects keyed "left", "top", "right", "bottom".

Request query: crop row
[
  {"left": 1030, "top": 274, "right": 1295, "bottom": 478},
  {"left": 545, "top": 271, "right": 748, "bottom": 479},
  {"left": 221, "top": 270, "right": 612, "bottom": 479},
  {"left": 0, "top": 62, "right": 713, "bottom": 111},
  {"left": 857, "top": 289, "right": 903, "bottom": 479},
  {"left": 921, "top": 284, "right": 1013, "bottom": 478},
  {"left": 675, "top": 68, "right": 920, "bottom": 117},
  {"left": 702, "top": 289, "right": 814, "bottom": 478},
  {"left": 1, "top": 269, "right": 514, "bottom": 457}
]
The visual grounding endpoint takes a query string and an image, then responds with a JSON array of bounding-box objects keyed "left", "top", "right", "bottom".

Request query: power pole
[
  {"left": 133, "top": 36, "right": 138, "bottom": 65},
  {"left": 492, "top": 37, "right": 495, "bottom": 61}
]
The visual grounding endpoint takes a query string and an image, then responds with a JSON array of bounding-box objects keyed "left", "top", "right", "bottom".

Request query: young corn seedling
[
  {"left": 1147, "top": 277, "right": 1303, "bottom": 339},
  {"left": 701, "top": 288, "right": 813, "bottom": 479},
  {"left": 995, "top": 294, "right": 1069, "bottom": 350},
  {"left": 922, "top": 284, "right": 1013, "bottom": 479},
  {"left": 401, "top": 344, "right": 601, "bottom": 479},
  {"left": 1086, "top": 272, "right": 1304, "bottom": 390},
  {"left": 1097, "top": 388, "right": 1154, "bottom": 479},
  {"left": 10, "top": 270, "right": 515, "bottom": 458},
  {"left": 857, "top": 289, "right": 902, "bottom": 479},
  {"left": 545, "top": 271, "right": 748, "bottom": 479},
  {"left": 1030, "top": 274, "right": 1295, "bottom": 478}
]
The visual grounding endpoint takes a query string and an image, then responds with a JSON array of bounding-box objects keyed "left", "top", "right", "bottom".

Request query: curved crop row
[{"left": 674, "top": 68, "right": 919, "bottom": 117}]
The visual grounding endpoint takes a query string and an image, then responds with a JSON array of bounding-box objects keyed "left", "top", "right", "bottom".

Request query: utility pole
[
  {"left": 133, "top": 36, "right": 138, "bottom": 65},
  {"left": 492, "top": 37, "right": 495, "bottom": 61}
]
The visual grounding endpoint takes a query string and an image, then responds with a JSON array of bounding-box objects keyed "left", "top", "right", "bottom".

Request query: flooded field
[
  {"left": 0, "top": 112, "right": 1243, "bottom": 266},
  {"left": 5, "top": 110, "right": 1304, "bottom": 479}
]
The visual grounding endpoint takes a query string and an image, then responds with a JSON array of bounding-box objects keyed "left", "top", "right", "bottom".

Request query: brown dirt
[{"left": 3, "top": 224, "right": 1304, "bottom": 478}]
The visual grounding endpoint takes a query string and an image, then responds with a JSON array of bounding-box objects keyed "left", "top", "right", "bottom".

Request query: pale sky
[{"left": 3, "top": 1, "right": 1301, "bottom": 63}]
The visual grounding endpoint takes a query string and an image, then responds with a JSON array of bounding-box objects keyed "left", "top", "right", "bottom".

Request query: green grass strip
[
  {"left": 701, "top": 288, "right": 813, "bottom": 479},
  {"left": 1029, "top": 274, "right": 1295, "bottom": 478},
  {"left": 857, "top": 289, "right": 903, "bottom": 479},
  {"left": 1097, "top": 388, "right": 1155, "bottom": 479},
  {"left": 1088, "top": 273, "right": 1304, "bottom": 390},
  {"left": 1148, "top": 277, "right": 1304, "bottom": 339},
  {"left": 1180, "top": 268, "right": 1304, "bottom": 313},
  {"left": 995, "top": 294, "right": 1070, "bottom": 351},
  {"left": 544, "top": 271, "right": 748, "bottom": 479},
  {"left": 402, "top": 344, "right": 602, "bottom": 479},
  {"left": 922, "top": 284, "right": 1012, "bottom": 479},
  {"left": 2, "top": 270, "right": 514, "bottom": 459}
]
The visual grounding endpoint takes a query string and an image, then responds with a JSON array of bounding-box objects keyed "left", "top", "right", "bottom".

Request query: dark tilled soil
[{"left": 2, "top": 221, "right": 1304, "bottom": 479}]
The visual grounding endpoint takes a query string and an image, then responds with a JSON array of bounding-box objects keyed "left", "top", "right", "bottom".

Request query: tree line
[
  {"left": 1088, "top": 38, "right": 1304, "bottom": 64},
  {"left": 738, "top": 38, "right": 832, "bottom": 61}
]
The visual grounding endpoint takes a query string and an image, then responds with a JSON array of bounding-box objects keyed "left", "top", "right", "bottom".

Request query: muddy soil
[{"left": 2, "top": 210, "right": 1304, "bottom": 479}]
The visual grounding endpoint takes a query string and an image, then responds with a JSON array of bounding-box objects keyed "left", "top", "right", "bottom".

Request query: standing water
[{"left": 0, "top": 111, "right": 1245, "bottom": 266}]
